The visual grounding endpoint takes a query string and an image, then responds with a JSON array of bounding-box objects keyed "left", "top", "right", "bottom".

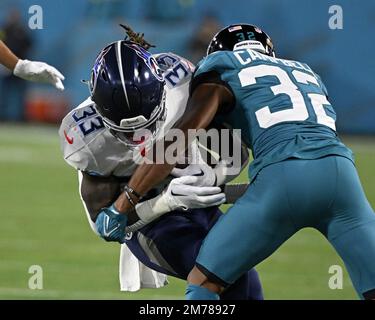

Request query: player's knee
[{"left": 187, "top": 266, "right": 224, "bottom": 294}]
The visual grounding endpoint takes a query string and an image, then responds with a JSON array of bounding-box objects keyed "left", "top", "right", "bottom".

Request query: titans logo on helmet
[
  {"left": 127, "top": 43, "right": 164, "bottom": 82},
  {"left": 90, "top": 46, "right": 111, "bottom": 93}
]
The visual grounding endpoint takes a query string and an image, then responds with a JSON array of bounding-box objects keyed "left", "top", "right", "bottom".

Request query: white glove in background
[{"left": 13, "top": 59, "right": 65, "bottom": 90}]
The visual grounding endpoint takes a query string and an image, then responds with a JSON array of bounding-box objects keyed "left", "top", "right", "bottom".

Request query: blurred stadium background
[{"left": 0, "top": 0, "right": 374, "bottom": 299}]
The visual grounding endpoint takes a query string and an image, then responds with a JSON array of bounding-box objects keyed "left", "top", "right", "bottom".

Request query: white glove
[
  {"left": 13, "top": 59, "right": 65, "bottom": 90},
  {"left": 171, "top": 162, "right": 216, "bottom": 187},
  {"left": 135, "top": 175, "right": 226, "bottom": 223},
  {"left": 171, "top": 142, "right": 217, "bottom": 186},
  {"left": 163, "top": 175, "right": 225, "bottom": 210}
]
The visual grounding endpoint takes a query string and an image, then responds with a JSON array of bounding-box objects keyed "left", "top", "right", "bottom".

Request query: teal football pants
[{"left": 196, "top": 155, "right": 375, "bottom": 298}]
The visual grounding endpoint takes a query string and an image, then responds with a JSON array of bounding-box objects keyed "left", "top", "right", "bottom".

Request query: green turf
[{"left": 0, "top": 124, "right": 374, "bottom": 299}]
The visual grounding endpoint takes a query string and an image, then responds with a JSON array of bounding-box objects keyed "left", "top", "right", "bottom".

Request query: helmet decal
[
  {"left": 90, "top": 46, "right": 111, "bottom": 94},
  {"left": 115, "top": 41, "right": 130, "bottom": 109},
  {"left": 228, "top": 25, "right": 242, "bottom": 32},
  {"left": 233, "top": 40, "right": 267, "bottom": 54},
  {"left": 149, "top": 56, "right": 164, "bottom": 81},
  {"left": 90, "top": 40, "right": 166, "bottom": 147},
  {"left": 127, "top": 43, "right": 164, "bottom": 81}
]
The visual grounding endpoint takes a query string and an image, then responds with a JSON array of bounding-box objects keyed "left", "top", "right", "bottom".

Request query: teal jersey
[{"left": 192, "top": 49, "right": 354, "bottom": 181}]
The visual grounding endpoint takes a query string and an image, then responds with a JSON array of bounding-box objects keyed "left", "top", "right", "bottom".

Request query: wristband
[
  {"left": 124, "top": 185, "right": 142, "bottom": 200},
  {"left": 124, "top": 189, "right": 136, "bottom": 207}
]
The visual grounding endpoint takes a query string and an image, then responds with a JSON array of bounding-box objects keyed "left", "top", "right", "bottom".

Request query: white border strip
[
  {"left": 116, "top": 41, "right": 130, "bottom": 109},
  {"left": 78, "top": 170, "right": 99, "bottom": 235}
]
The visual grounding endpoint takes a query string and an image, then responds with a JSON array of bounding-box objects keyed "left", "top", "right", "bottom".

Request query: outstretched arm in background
[
  {"left": 0, "top": 40, "right": 18, "bottom": 70},
  {"left": 0, "top": 40, "right": 65, "bottom": 90}
]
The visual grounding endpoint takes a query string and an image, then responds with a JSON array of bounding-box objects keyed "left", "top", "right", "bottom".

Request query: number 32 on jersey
[{"left": 238, "top": 65, "right": 336, "bottom": 130}]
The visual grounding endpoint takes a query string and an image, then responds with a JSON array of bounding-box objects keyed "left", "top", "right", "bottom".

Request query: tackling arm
[
  {"left": 115, "top": 83, "right": 234, "bottom": 213},
  {"left": 199, "top": 122, "right": 250, "bottom": 186}
]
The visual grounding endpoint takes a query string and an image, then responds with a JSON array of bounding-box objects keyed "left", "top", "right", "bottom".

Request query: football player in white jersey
[
  {"left": 59, "top": 29, "right": 263, "bottom": 299},
  {"left": 0, "top": 40, "right": 65, "bottom": 90}
]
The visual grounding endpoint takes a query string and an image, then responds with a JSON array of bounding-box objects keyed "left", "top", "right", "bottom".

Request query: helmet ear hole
[{"left": 101, "top": 69, "right": 108, "bottom": 82}]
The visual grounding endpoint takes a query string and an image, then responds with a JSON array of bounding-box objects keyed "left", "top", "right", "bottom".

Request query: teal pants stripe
[{"left": 196, "top": 156, "right": 375, "bottom": 298}]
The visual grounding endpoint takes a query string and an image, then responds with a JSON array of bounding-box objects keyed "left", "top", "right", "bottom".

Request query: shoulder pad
[
  {"left": 59, "top": 98, "right": 106, "bottom": 172},
  {"left": 194, "top": 51, "right": 233, "bottom": 78},
  {"left": 161, "top": 80, "right": 190, "bottom": 132},
  {"left": 59, "top": 98, "right": 135, "bottom": 176},
  {"left": 154, "top": 52, "right": 195, "bottom": 88}
]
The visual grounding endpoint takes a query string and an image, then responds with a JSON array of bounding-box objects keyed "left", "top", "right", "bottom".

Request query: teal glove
[{"left": 95, "top": 205, "right": 128, "bottom": 243}]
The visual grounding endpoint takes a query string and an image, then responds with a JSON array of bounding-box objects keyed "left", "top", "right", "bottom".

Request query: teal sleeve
[
  {"left": 190, "top": 51, "right": 235, "bottom": 100},
  {"left": 194, "top": 51, "right": 232, "bottom": 77}
]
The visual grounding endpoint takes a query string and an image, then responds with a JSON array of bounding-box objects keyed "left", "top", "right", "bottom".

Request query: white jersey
[
  {"left": 58, "top": 52, "right": 245, "bottom": 293},
  {"left": 59, "top": 53, "right": 197, "bottom": 291},
  {"left": 59, "top": 53, "right": 195, "bottom": 177}
]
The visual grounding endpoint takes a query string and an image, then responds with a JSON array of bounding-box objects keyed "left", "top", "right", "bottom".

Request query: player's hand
[
  {"left": 133, "top": 176, "right": 226, "bottom": 228},
  {"left": 164, "top": 175, "right": 226, "bottom": 211},
  {"left": 95, "top": 206, "right": 128, "bottom": 243},
  {"left": 171, "top": 144, "right": 216, "bottom": 186},
  {"left": 13, "top": 59, "right": 65, "bottom": 90}
]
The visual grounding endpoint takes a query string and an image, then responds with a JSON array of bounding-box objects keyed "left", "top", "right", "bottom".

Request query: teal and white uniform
[{"left": 192, "top": 48, "right": 375, "bottom": 298}]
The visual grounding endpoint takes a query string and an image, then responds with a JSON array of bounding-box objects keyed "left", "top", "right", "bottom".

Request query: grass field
[{"left": 0, "top": 124, "right": 374, "bottom": 300}]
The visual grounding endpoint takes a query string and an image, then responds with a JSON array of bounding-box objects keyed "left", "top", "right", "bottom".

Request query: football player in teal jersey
[{"left": 112, "top": 24, "right": 375, "bottom": 299}]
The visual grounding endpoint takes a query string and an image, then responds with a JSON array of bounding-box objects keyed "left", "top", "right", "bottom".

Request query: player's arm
[
  {"left": 80, "top": 170, "right": 225, "bottom": 243},
  {"left": 0, "top": 40, "right": 18, "bottom": 70},
  {"left": 202, "top": 123, "right": 249, "bottom": 186},
  {"left": 0, "top": 40, "right": 65, "bottom": 90},
  {"left": 115, "top": 82, "right": 234, "bottom": 213},
  {"left": 171, "top": 127, "right": 250, "bottom": 187}
]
